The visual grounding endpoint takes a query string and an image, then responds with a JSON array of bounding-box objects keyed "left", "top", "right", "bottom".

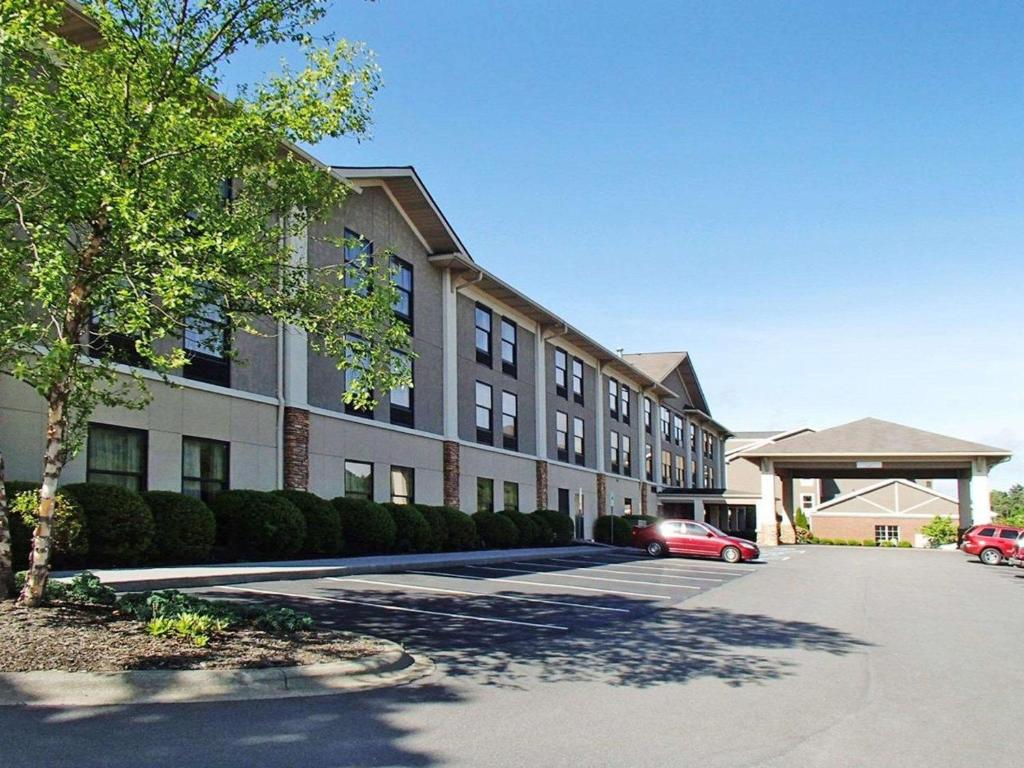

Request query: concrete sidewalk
[{"left": 53, "top": 544, "right": 622, "bottom": 591}]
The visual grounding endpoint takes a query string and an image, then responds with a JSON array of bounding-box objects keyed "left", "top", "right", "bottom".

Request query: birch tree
[{"left": 0, "top": 0, "right": 409, "bottom": 605}]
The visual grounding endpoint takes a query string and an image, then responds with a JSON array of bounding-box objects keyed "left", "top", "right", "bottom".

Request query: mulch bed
[{"left": 0, "top": 601, "right": 390, "bottom": 673}]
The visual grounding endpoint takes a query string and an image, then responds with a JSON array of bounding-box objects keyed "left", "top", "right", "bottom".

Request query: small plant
[
  {"left": 862, "top": 539, "right": 876, "bottom": 547},
  {"left": 897, "top": 540, "right": 913, "bottom": 548},
  {"left": 794, "top": 508, "right": 810, "bottom": 531},
  {"left": 250, "top": 606, "right": 314, "bottom": 633},
  {"left": 145, "top": 611, "right": 229, "bottom": 646},
  {"left": 921, "top": 515, "right": 958, "bottom": 547}
]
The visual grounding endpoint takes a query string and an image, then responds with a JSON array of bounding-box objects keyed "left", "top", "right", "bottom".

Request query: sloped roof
[
  {"left": 817, "top": 478, "right": 958, "bottom": 511},
  {"left": 622, "top": 351, "right": 712, "bottom": 415},
  {"left": 744, "top": 418, "right": 1010, "bottom": 458}
]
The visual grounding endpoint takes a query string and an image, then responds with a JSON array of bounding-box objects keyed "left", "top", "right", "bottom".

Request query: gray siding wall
[
  {"left": 306, "top": 187, "right": 444, "bottom": 434},
  {"left": 456, "top": 294, "right": 537, "bottom": 455},
  {"left": 544, "top": 342, "right": 597, "bottom": 468}
]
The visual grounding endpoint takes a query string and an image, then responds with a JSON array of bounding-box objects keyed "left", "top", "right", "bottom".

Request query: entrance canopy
[{"left": 742, "top": 418, "right": 1011, "bottom": 545}]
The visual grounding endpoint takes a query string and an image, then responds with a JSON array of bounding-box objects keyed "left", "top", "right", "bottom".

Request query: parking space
[{"left": 205, "top": 549, "right": 766, "bottom": 654}]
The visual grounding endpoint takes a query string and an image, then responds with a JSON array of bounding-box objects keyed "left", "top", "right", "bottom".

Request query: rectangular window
[
  {"left": 344, "top": 334, "right": 373, "bottom": 419},
  {"left": 503, "top": 481, "right": 519, "bottom": 512},
  {"left": 661, "top": 450, "right": 672, "bottom": 485},
  {"left": 500, "top": 318, "right": 517, "bottom": 377},
  {"left": 475, "top": 304, "right": 492, "bottom": 365},
  {"left": 643, "top": 397, "right": 652, "bottom": 434},
  {"left": 344, "top": 460, "right": 374, "bottom": 500},
  {"left": 572, "top": 358, "right": 584, "bottom": 405},
  {"left": 554, "top": 348, "right": 568, "bottom": 398},
  {"left": 673, "top": 415, "right": 683, "bottom": 446},
  {"left": 620, "top": 385, "right": 630, "bottom": 425},
  {"left": 691, "top": 459, "right": 698, "bottom": 485},
  {"left": 556, "top": 411, "right": 569, "bottom": 462},
  {"left": 183, "top": 291, "right": 230, "bottom": 387},
  {"left": 573, "top": 417, "right": 585, "bottom": 466},
  {"left": 502, "top": 391, "right": 518, "bottom": 451},
  {"left": 182, "top": 436, "right": 229, "bottom": 503},
  {"left": 801, "top": 494, "right": 815, "bottom": 511},
  {"left": 660, "top": 407, "right": 670, "bottom": 440},
  {"left": 875, "top": 525, "right": 900, "bottom": 544},
  {"left": 608, "top": 378, "right": 619, "bottom": 419},
  {"left": 343, "top": 228, "right": 373, "bottom": 293},
  {"left": 622, "top": 435, "right": 632, "bottom": 476},
  {"left": 609, "top": 430, "right": 620, "bottom": 473},
  {"left": 477, "top": 477, "right": 494, "bottom": 513},
  {"left": 391, "top": 466, "right": 415, "bottom": 505},
  {"left": 87, "top": 424, "right": 147, "bottom": 491},
  {"left": 391, "top": 255, "right": 413, "bottom": 331},
  {"left": 475, "top": 381, "right": 493, "bottom": 444},
  {"left": 389, "top": 350, "right": 414, "bottom": 427},
  {"left": 645, "top": 445, "right": 653, "bottom": 481},
  {"left": 557, "top": 487, "right": 570, "bottom": 515},
  {"left": 624, "top": 497, "right": 633, "bottom": 516},
  {"left": 676, "top": 455, "right": 685, "bottom": 486}
]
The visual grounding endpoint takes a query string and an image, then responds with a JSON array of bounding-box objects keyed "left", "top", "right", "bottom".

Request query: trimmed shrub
[
  {"left": 62, "top": 483, "right": 155, "bottom": 567},
  {"left": 593, "top": 515, "right": 633, "bottom": 545},
  {"left": 272, "top": 490, "right": 343, "bottom": 556},
  {"left": 331, "top": 497, "right": 396, "bottom": 555},
  {"left": 846, "top": 539, "right": 861, "bottom": 546},
  {"left": 6, "top": 481, "right": 89, "bottom": 569},
  {"left": 862, "top": 539, "right": 876, "bottom": 547},
  {"left": 794, "top": 508, "right": 810, "bottom": 531},
  {"left": 880, "top": 539, "right": 896, "bottom": 548},
  {"left": 382, "top": 503, "right": 432, "bottom": 553},
  {"left": 472, "top": 511, "right": 519, "bottom": 549},
  {"left": 532, "top": 509, "right": 574, "bottom": 546},
  {"left": 500, "top": 510, "right": 542, "bottom": 547},
  {"left": 897, "top": 540, "right": 913, "bottom": 548},
  {"left": 437, "top": 506, "right": 477, "bottom": 550},
  {"left": 141, "top": 491, "right": 216, "bottom": 564},
  {"left": 209, "top": 490, "right": 305, "bottom": 561},
  {"left": 528, "top": 512, "right": 554, "bottom": 546},
  {"left": 415, "top": 505, "right": 449, "bottom": 552},
  {"left": 921, "top": 514, "right": 958, "bottom": 547}
]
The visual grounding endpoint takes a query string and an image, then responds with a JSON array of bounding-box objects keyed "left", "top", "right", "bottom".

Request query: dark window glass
[
  {"left": 573, "top": 417, "right": 585, "bottom": 466},
  {"left": 978, "top": 527, "right": 996, "bottom": 537},
  {"left": 391, "top": 256, "right": 413, "bottom": 330},
  {"left": 503, "top": 481, "right": 519, "bottom": 512},
  {"left": 609, "top": 430, "right": 620, "bottom": 473},
  {"left": 572, "top": 359, "right": 584, "bottom": 404},
  {"left": 344, "top": 334, "right": 373, "bottom": 419},
  {"left": 557, "top": 488, "right": 570, "bottom": 515},
  {"left": 344, "top": 461, "right": 374, "bottom": 500},
  {"left": 645, "top": 445, "right": 653, "bottom": 481},
  {"left": 660, "top": 407, "right": 670, "bottom": 440},
  {"left": 662, "top": 450, "right": 672, "bottom": 484},
  {"left": 999, "top": 529, "right": 1019, "bottom": 539},
  {"left": 622, "top": 435, "right": 632, "bottom": 476},
  {"left": 501, "top": 391, "right": 518, "bottom": 451},
  {"left": 554, "top": 349, "right": 567, "bottom": 397},
  {"left": 608, "top": 378, "right": 619, "bottom": 419},
  {"left": 500, "top": 319, "right": 517, "bottom": 377},
  {"left": 389, "top": 350, "right": 413, "bottom": 427},
  {"left": 87, "top": 424, "right": 147, "bottom": 491},
  {"left": 391, "top": 466, "right": 414, "bottom": 504},
  {"left": 477, "top": 477, "right": 494, "bottom": 513},
  {"left": 182, "top": 437, "right": 229, "bottom": 502},
  {"left": 620, "top": 385, "right": 630, "bottom": 425},
  {"left": 343, "top": 228, "right": 373, "bottom": 294},
  {"left": 556, "top": 411, "right": 569, "bottom": 462},
  {"left": 644, "top": 398, "right": 652, "bottom": 433},
  {"left": 475, "top": 381, "right": 493, "bottom": 444},
  {"left": 475, "top": 304, "right": 492, "bottom": 365},
  {"left": 183, "top": 289, "right": 230, "bottom": 386}
]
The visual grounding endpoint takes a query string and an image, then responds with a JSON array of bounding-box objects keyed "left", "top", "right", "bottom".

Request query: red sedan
[
  {"left": 632, "top": 519, "right": 760, "bottom": 563},
  {"left": 960, "top": 524, "right": 1023, "bottom": 565}
]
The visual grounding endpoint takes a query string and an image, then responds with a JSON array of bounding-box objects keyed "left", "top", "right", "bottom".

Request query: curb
[
  {"left": 0, "top": 638, "right": 434, "bottom": 707},
  {"left": 54, "top": 545, "right": 628, "bottom": 592}
]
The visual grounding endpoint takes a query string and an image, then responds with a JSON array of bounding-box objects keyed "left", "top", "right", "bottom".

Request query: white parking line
[
  {"left": 325, "top": 577, "right": 630, "bottom": 613},
  {"left": 406, "top": 570, "right": 672, "bottom": 600},
  {"left": 528, "top": 560, "right": 724, "bottom": 582},
  {"left": 215, "top": 585, "right": 569, "bottom": 631},
  {"left": 467, "top": 564, "right": 700, "bottom": 590},
  {"left": 571, "top": 554, "right": 758, "bottom": 572},
  {"left": 545, "top": 558, "right": 739, "bottom": 578}
]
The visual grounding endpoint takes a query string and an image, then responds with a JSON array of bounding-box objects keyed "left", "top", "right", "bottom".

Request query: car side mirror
[{"left": 706, "top": 532, "right": 713, "bottom": 538}]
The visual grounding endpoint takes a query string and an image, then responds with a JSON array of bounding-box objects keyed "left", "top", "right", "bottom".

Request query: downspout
[{"left": 276, "top": 318, "right": 285, "bottom": 490}]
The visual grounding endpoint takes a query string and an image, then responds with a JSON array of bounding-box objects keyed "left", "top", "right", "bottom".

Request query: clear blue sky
[{"left": 229, "top": 1, "right": 1024, "bottom": 489}]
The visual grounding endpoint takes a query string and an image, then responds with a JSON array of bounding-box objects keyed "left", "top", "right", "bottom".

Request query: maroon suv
[
  {"left": 960, "top": 524, "right": 1024, "bottom": 565},
  {"left": 632, "top": 520, "right": 760, "bottom": 563}
]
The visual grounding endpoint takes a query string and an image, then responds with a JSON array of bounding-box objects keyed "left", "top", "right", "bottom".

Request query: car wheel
[
  {"left": 646, "top": 541, "right": 665, "bottom": 557},
  {"left": 721, "top": 546, "right": 741, "bottom": 564},
  {"left": 980, "top": 547, "right": 1003, "bottom": 566}
]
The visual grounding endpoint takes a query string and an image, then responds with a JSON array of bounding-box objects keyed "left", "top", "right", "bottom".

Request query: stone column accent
[
  {"left": 597, "top": 473, "right": 607, "bottom": 516},
  {"left": 535, "top": 460, "right": 549, "bottom": 509},
  {"left": 443, "top": 440, "right": 460, "bottom": 509},
  {"left": 640, "top": 482, "right": 649, "bottom": 516},
  {"left": 282, "top": 407, "right": 310, "bottom": 490}
]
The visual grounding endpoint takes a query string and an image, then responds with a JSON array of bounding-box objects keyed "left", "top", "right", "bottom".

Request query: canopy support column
[{"left": 757, "top": 458, "right": 778, "bottom": 546}]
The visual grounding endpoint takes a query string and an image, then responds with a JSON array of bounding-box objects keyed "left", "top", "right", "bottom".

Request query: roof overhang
[{"left": 682, "top": 408, "right": 732, "bottom": 438}]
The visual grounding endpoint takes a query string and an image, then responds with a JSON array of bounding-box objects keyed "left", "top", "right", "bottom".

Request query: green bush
[
  {"left": 921, "top": 514, "right": 958, "bottom": 547},
  {"left": 897, "top": 540, "right": 913, "bottom": 548},
  {"left": 881, "top": 539, "right": 896, "bottom": 548},
  {"left": 846, "top": 539, "right": 862, "bottom": 546},
  {"left": 500, "top": 510, "right": 542, "bottom": 547},
  {"left": 794, "top": 508, "right": 810, "bottom": 530},
  {"left": 528, "top": 511, "right": 554, "bottom": 546},
  {"left": 862, "top": 538, "right": 877, "bottom": 547},
  {"left": 331, "top": 497, "right": 396, "bottom": 555},
  {"left": 271, "top": 490, "right": 343, "bottom": 556},
  {"left": 415, "top": 505, "right": 449, "bottom": 551},
  {"left": 593, "top": 515, "right": 633, "bottom": 545},
  {"left": 795, "top": 527, "right": 814, "bottom": 544},
  {"left": 382, "top": 503, "right": 433, "bottom": 553},
  {"left": 532, "top": 509, "right": 574, "bottom": 545},
  {"left": 62, "top": 483, "right": 155, "bottom": 567},
  {"left": 209, "top": 490, "right": 305, "bottom": 561},
  {"left": 141, "top": 491, "right": 216, "bottom": 564},
  {"left": 436, "top": 506, "right": 477, "bottom": 550},
  {"left": 6, "top": 481, "right": 89, "bottom": 569},
  {"left": 472, "top": 511, "right": 519, "bottom": 549}
]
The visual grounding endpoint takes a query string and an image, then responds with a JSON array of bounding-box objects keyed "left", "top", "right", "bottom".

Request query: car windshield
[{"left": 703, "top": 523, "right": 726, "bottom": 537}]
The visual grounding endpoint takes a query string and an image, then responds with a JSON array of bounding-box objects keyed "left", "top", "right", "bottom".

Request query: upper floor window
[
  {"left": 343, "top": 228, "right": 373, "bottom": 294},
  {"left": 500, "top": 318, "right": 517, "bottom": 377},
  {"left": 609, "top": 430, "right": 620, "bottom": 473},
  {"left": 554, "top": 348, "right": 568, "bottom": 398},
  {"left": 622, "top": 435, "right": 632, "bottom": 476},
  {"left": 502, "top": 391, "right": 518, "bottom": 451},
  {"left": 571, "top": 358, "right": 584, "bottom": 405},
  {"left": 475, "top": 304, "right": 492, "bottom": 365},
  {"left": 345, "top": 460, "right": 374, "bottom": 500},
  {"left": 660, "top": 407, "right": 670, "bottom": 440},
  {"left": 673, "top": 415, "right": 683, "bottom": 446},
  {"left": 87, "top": 423, "right": 147, "bottom": 492},
  {"left": 676, "top": 455, "right": 685, "bottom": 486},
  {"left": 555, "top": 411, "right": 569, "bottom": 462},
  {"left": 661, "top": 450, "right": 672, "bottom": 484},
  {"left": 475, "top": 381, "right": 493, "bottom": 444},
  {"left": 620, "top": 385, "right": 631, "bottom": 425},
  {"left": 690, "top": 427, "right": 698, "bottom": 453},
  {"left": 608, "top": 378, "right": 619, "bottom": 419},
  {"left": 389, "top": 350, "right": 413, "bottom": 428},
  {"left": 643, "top": 398, "right": 652, "bottom": 434},
  {"left": 573, "top": 417, "right": 585, "bottom": 466},
  {"left": 344, "top": 334, "right": 373, "bottom": 419},
  {"left": 182, "top": 436, "right": 229, "bottom": 503},
  {"left": 391, "top": 256, "right": 413, "bottom": 331},
  {"left": 183, "top": 291, "right": 230, "bottom": 387},
  {"left": 645, "top": 444, "right": 653, "bottom": 481}
]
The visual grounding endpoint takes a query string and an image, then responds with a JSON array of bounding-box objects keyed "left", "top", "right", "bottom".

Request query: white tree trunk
[{"left": 0, "top": 451, "right": 14, "bottom": 600}]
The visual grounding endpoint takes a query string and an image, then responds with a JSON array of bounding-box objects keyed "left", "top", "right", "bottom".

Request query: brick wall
[
  {"left": 283, "top": 407, "right": 309, "bottom": 490},
  {"left": 812, "top": 515, "right": 932, "bottom": 544},
  {"left": 443, "top": 441, "right": 460, "bottom": 508},
  {"left": 536, "top": 460, "right": 549, "bottom": 509},
  {"left": 597, "top": 473, "right": 607, "bottom": 516}
]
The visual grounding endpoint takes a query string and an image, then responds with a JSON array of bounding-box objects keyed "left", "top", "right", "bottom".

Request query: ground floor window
[
  {"left": 624, "top": 497, "right": 633, "bottom": 516},
  {"left": 345, "top": 460, "right": 374, "bottom": 500},
  {"left": 390, "top": 466, "right": 414, "bottom": 504},
  {"left": 557, "top": 487, "right": 570, "bottom": 514},
  {"left": 182, "top": 436, "right": 229, "bottom": 502},
  {"left": 87, "top": 423, "right": 148, "bottom": 491},
  {"left": 477, "top": 477, "right": 494, "bottom": 512},
  {"left": 503, "top": 481, "right": 519, "bottom": 512},
  {"left": 875, "top": 525, "right": 900, "bottom": 544}
]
